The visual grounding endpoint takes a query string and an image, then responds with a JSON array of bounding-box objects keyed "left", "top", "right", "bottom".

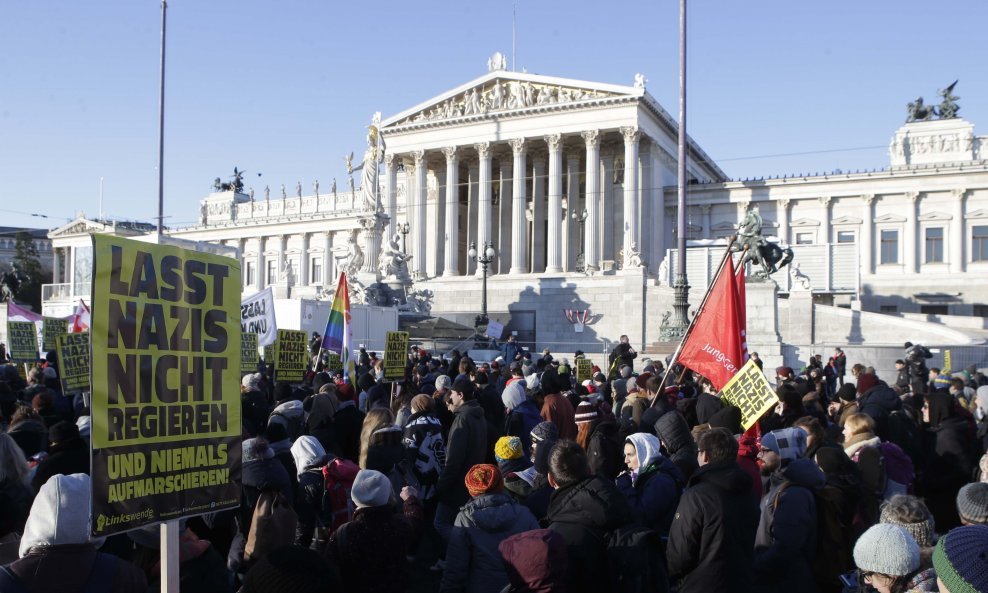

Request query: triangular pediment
[
  {"left": 917, "top": 211, "right": 952, "bottom": 222},
  {"left": 711, "top": 221, "right": 737, "bottom": 231},
  {"left": 874, "top": 213, "right": 907, "bottom": 223},
  {"left": 48, "top": 217, "right": 109, "bottom": 239},
  {"left": 831, "top": 215, "right": 863, "bottom": 225},
  {"left": 965, "top": 208, "right": 988, "bottom": 219},
  {"left": 791, "top": 217, "right": 820, "bottom": 227},
  {"left": 382, "top": 70, "right": 641, "bottom": 129}
]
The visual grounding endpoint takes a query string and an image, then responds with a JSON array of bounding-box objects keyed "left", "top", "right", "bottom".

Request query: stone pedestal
[
  {"left": 271, "top": 280, "right": 292, "bottom": 300},
  {"left": 356, "top": 213, "right": 388, "bottom": 287},
  {"left": 745, "top": 278, "right": 784, "bottom": 371},
  {"left": 889, "top": 118, "right": 976, "bottom": 167}
]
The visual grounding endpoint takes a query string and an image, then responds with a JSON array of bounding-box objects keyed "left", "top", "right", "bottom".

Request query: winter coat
[
  {"left": 477, "top": 383, "right": 506, "bottom": 430},
  {"left": 437, "top": 399, "right": 488, "bottom": 507},
  {"left": 290, "top": 437, "right": 328, "bottom": 548},
  {"left": 608, "top": 342, "right": 637, "bottom": 371},
  {"left": 619, "top": 390, "right": 650, "bottom": 429},
  {"left": 540, "top": 393, "right": 576, "bottom": 441},
  {"left": 833, "top": 400, "right": 859, "bottom": 429},
  {"left": 268, "top": 438, "right": 298, "bottom": 501},
  {"left": 31, "top": 437, "right": 90, "bottom": 492},
  {"left": 585, "top": 420, "right": 623, "bottom": 481},
  {"left": 504, "top": 400, "right": 542, "bottom": 457},
  {"left": 546, "top": 475, "right": 634, "bottom": 593},
  {"left": 228, "top": 456, "right": 293, "bottom": 572},
  {"left": 144, "top": 531, "right": 233, "bottom": 593},
  {"left": 441, "top": 493, "right": 540, "bottom": 593},
  {"left": 267, "top": 399, "right": 305, "bottom": 438},
  {"left": 695, "top": 392, "right": 724, "bottom": 426},
  {"left": 333, "top": 402, "right": 365, "bottom": 463},
  {"left": 0, "top": 477, "right": 32, "bottom": 538},
  {"left": 6, "top": 474, "right": 148, "bottom": 593},
  {"left": 737, "top": 436, "right": 764, "bottom": 500},
  {"left": 857, "top": 382, "right": 901, "bottom": 439},
  {"left": 667, "top": 460, "right": 759, "bottom": 593},
  {"left": 402, "top": 412, "right": 446, "bottom": 500},
  {"left": 7, "top": 419, "right": 47, "bottom": 458},
  {"left": 919, "top": 413, "right": 980, "bottom": 530},
  {"left": 654, "top": 409, "right": 699, "bottom": 482},
  {"left": 752, "top": 459, "right": 827, "bottom": 593},
  {"left": 616, "top": 433, "right": 683, "bottom": 536},
  {"left": 497, "top": 528, "right": 569, "bottom": 593}
]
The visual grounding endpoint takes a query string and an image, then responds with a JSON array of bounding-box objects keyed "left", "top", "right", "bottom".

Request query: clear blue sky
[{"left": 2, "top": 0, "right": 986, "bottom": 231}]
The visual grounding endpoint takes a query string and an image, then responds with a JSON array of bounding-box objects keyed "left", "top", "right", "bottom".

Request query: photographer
[{"left": 903, "top": 342, "right": 931, "bottom": 396}]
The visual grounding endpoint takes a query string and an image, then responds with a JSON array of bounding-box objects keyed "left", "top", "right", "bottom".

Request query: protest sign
[
  {"left": 943, "top": 349, "right": 951, "bottom": 374},
  {"left": 89, "top": 234, "right": 241, "bottom": 537},
  {"left": 486, "top": 320, "right": 504, "bottom": 340},
  {"left": 241, "top": 332, "right": 259, "bottom": 375},
  {"left": 42, "top": 317, "right": 69, "bottom": 352},
  {"left": 719, "top": 358, "right": 779, "bottom": 430},
  {"left": 383, "top": 331, "right": 409, "bottom": 380},
  {"left": 323, "top": 351, "right": 342, "bottom": 370},
  {"left": 576, "top": 358, "right": 594, "bottom": 383},
  {"left": 56, "top": 331, "right": 91, "bottom": 394},
  {"left": 6, "top": 320, "right": 39, "bottom": 361},
  {"left": 274, "top": 329, "right": 307, "bottom": 383},
  {"left": 240, "top": 287, "right": 277, "bottom": 347}
]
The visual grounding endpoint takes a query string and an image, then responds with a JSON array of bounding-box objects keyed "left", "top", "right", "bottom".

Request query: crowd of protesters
[{"left": 1, "top": 336, "right": 987, "bottom": 593}]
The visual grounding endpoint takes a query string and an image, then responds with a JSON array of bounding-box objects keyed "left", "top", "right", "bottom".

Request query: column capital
[
  {"left": 411, "top": 149, "right": 425, "bottom": 166},
  {"left": 818, "top": 195, "right": 832, "bottom": 207},
  {"left": 738, "top": 200, "right": 751, "bottom": 211},
  {"left": 779, "top": 198, "right": 791, "bottom": 209},
  {"left": 581, "top": 129, "right": 600, "bottom": 148},
  {"left": 862, "top": 193, "right": 876, "bottom": 205},
  {"left": 384, "top": 153, "right": 397, "bottom": 168},
  {"left": 951, "top": 187, "right": 968, "bottom": 200},
  {"left": 620, "top": 126, "right": 641, "bottom": 144},
  {"left": 544, "top": 133, "right": 562, "bottom": 152},
  {"left": 906, "top": 191, "right": 920, "bottom": 203},
  {"left": 474, "top": 142, "right": 492, "bottom": 160},
  {"left": 442, "top": 146, "right": 458, "bottom": 162},
  {"left": 699, "top": 204, "right": 712, "bottom": 213},
  {"left": 509, "top": 138, "right": 527, "bottom": 156}
]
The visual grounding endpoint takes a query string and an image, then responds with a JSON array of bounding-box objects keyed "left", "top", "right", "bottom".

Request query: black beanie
[
  {"left": 837, "top": 383, "right": 857, "bottom": 402},
  {"left": 242, "top": 546, "right": 341, "bottom": 593},
  {"left": 274, "top": 382, "right": 293, "bottom": 403}
]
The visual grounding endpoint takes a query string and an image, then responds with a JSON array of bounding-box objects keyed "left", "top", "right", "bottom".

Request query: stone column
[
  {"left": 385, "top": 154, "right": 398, "bottom": 239},
  {"left": 411, "top": 150, "right": 427, "bottom": 279},
  {"left": 582, "top": 130, "right": 601, "bottom": 272},
  {"left": 476, "top": 142, "right": 493, "bottom": 276},
  {"left": 700, "top": 205, "right": 712, "bottom": 239},
  {"left": 300, "top": 232, "right": 310, "bottom": 286},
  {"left": 256, "top": 237, "right": 265, "bottom": 290},
  {"left": 509, "top": 138, "right": 528, "bottom": 274},
  {"left": 601, "top": 147, "right": 615, "bottom": 262},
  {"left": 651, "top": 150, "right": 666, "bottom": 275},
  {"left": 278, "top": 235, "right": 287, "bottom": 279},
  {"left": 565, "top": 151, "right": 581, "bottom": 272},
  {"left": 777, "top": 198, "right": 790, "bottom": 244},
  {"left": 442, "top": 147, "right": 460, "bottom": 277},
  {"left": 820, "top": 196, "right": 833, "bottom": 244},
  {"left": 323, "top": 232, "right": 333, "bottom": 284},
  {"left": 531, "top": 153, "right": 546, "bottom": 273},
  {"left": 498, "top": 161, "right": 513, "bottom": 274},
  {"left": 861, "top": 194, "right": 875, "bottom": 275},
  {"left": 621, "top": 127, "right": 640, "bottom": 263},
  {"left": 950, "top": 188, "right": 966, "bottom": 273},
  {"left": 466, "top": 162, "right": 479, "bottom": 275},
  {"left": 905, "top": 192, "right": 919, "bottom": 274},
  {"left": 545, "top": 134, "right": 563, "bottom": 273}
]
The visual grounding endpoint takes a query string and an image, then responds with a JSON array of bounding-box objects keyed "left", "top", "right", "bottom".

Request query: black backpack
[
  {"left": 604, "top": 524, "right": 669, "bottom": 593},
  {"left": 773, "top": 482, "right": 853, "bottom": 593}
]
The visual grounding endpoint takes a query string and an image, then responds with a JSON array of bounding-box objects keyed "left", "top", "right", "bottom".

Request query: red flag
[
  {"left": 735, "top": 263, "right": 748, "bottom": 362},
  {"left": 70, "top": 299, "right": 90, "bottom": 333},
  {"left": 677, "top": 257, "right": 745, "bottom": 391}
]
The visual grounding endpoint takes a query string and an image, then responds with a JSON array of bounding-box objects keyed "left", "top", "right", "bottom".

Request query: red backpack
[{"left": 321, "top": 457, "right": 360, "bottom": 533}]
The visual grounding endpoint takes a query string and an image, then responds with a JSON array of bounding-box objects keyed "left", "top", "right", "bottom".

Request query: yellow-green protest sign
[
  {"left": 576, "top": 358, "right": 593, "bottom": 383},
  {"left": 89, "top": 234, "right": 241, "bottom": 537},
  {"left": 719, "top": 358, "right": 779, "bottom": 430},
  {"left": 6, "top": 321, "right": 38, "bottom": 362},
  {"left": 324, "top": 351, "right": 342, "bottom": 370},
  {"left": 263, "top": 343, "right": 276, "bottom": 365},
  {"left": 383, "top": 331, "right": 409, "bottom": 381},
  {"left": 42, "top": 317, "right": 69, "bottom": 352},
  {"left": 943, "top": 349, "right": 951, "bottom": 374},
  {"left": 241, "top": 332, "right": 259, "bottom": 375},
  {"left": 274, "top": 329, "right": 307, "bottom": 383},
  {"left": 56, "top": 332, "right": 90, "bottom": 394}
]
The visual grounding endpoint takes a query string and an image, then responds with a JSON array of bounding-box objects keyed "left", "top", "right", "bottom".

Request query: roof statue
[
  {"left": 360, "top": 113, "right": 385, "bottom": 212},
  {"left": 487, "top": 52, "right": 508, "bottom": 72},
  {"left": 906, "top": 82, "right": 960, "bottom": 123},
  {"left": 906, "top": 97, "right": 936, "bottom": 123},
  {"left": 730, "top": 206, "right": 793, "bottom": 279},
  {"left": 0, "top": 264, "right": 23, "bottom": 303},
  {"left": 937, "top": 80, "right": 960, "bottom": 119},
  {"left": 212, "top": 167, "right": 246, "bottom": 193}
]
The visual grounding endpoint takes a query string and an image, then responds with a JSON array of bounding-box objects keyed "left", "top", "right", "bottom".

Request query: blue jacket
[{"left": 615, "top": 454, "right": 684, "bottom": 537}]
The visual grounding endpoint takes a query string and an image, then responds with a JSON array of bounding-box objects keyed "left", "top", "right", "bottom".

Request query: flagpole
[{"left": 651, "top": 236, "right": 738, "bottom": 405}]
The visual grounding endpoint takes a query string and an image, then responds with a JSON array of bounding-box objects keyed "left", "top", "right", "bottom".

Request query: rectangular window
[
  {"left": 880, "top": 304, "right": 898, "bottom": 313},
  {"left": 795, "top": 232, "right": 813, "bottom": 245},
  {"left": 925, "top": 227, "right": 944, "bottom": 263},
  {"left": 920, "top": 304, "right": 949, "bottom": 315},
  {"left": 880, "top": 229, "right": 899, "bottom": 264},
  {"left": 245, "top": 261, "right": 255, "bottom": 287},
  {"left": 311, "top": 257, "right": 323, "bottom": 284},
  {"left": 973, "top": 304, "right": 988, "bottom": 317},
  {"left": 836, "top": 231, "right": 855, "bottom": 244},
  {"left": 267, "top": 260, "right": 277, "bottom": 285},
  {"left": 974, "top": 225, "right": 988, "bottom": 262}
]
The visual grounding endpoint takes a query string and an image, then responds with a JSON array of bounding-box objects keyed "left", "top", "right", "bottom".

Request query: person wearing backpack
[
  {"left": 290, "top": 436, "right": 330, "bottom": 549},
  {"left": 229, "top": 437, "right": 295, "bottom": 573},
  {"left": 0, "top": 473, "right": 147, "bottom": 593},
  {"left": 752, "top": 427, "right": 827, "bottom": 593},
  {"left": 615, "top": 432, "right": 683, "bottom": 538},
  {"left": 546, "top": 439, "right": 635, "bottom": 593},
  {"left": 402, "top": 394, "right": 446, "bottom": 502},
  {"left": 268, "top": 382, "right": 305, "bottom": 442}
]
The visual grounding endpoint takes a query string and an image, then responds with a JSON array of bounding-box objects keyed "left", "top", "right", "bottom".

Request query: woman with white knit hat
[{"left": 853, "top": 523, "right": 938, "bottom": 593}]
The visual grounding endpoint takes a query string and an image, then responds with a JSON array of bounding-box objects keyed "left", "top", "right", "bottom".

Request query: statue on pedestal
[
  {"left": 731, "top": 206, "right": 793, "bottom": 278},
  {"left": 379, "top": 233, "right": 412, "bottom": 282},
  {"left": 360, "top": 113, "right": 385, "bottom": 212},
  {"left": 343, "top": 234, "right": 364, "bottom": 279},
  {"left": 937, "top": 80, "right": 960, "bottom": 119}
]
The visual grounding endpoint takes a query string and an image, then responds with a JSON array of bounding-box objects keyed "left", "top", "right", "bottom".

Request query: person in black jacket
[
  {"left": 855, "top": 373, "right": 902, "bottom": 440},
  {"left": 695, "top": 377, "right": 724, "bottom": 426},
  {"left": 546, "top": 440, "right": 634, "bottom": 593},
  {"left": 667, "top": 428, "right": 759, "bottom": 593},
  {"left": 607, "top": 335, "right": 637, "bottom": 378},
  {"left": 31, "top": 420, "right": 89, "bottom": 491},
  {"left": 654, "top": 409, "right": 699, "bottom": 482},
  {"left": 917, "top": 390, "right": 980, "bottom": 530}
]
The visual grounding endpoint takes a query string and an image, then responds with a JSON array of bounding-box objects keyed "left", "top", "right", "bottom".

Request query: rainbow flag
[{"left": 321, "top": 272, "right": 354, "bottom": 383}]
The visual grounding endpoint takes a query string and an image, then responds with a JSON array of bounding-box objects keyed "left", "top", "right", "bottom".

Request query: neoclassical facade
[{"left": 42, "top": 62, "right": 988, "bottom": 351}]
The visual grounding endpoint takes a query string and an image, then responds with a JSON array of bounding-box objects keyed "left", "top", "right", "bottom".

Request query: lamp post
[
  {"left": 571, "top": 207, "right": 588, "bottom": 272},
  {"left": 469, "top": 240, "right": 496, "bottom": 328},
  {"left": 398, "top": 222, "right": 410, "bottom": 254}
]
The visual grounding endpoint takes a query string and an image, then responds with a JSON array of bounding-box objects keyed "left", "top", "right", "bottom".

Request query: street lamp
[
  {"left": 469, "top": 240, "right": 496, "bottom": 328},
  {"left": 398, "top": 222, "right": 410, "bottom": 253},
  {"left": 571, "top": 207, "right": 588, "bottom": 272}
]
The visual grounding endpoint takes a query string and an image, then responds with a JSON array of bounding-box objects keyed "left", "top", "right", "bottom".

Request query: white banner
[
  {"left": 486, "top": 320, "right": 504, "bottom": 340},
  {"left": 241, "top": 287, "right": 277, "bottom": 347}
]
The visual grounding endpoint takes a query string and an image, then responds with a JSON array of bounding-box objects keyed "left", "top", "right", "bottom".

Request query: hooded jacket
[
  {"left": 753, "top": 458, "right": 827, "bottom": 593},
  {"left": 540, "top": 393, "right": 576, "bottom": 441},
  {"left": 5, "top": 474, "right": 147, "bottom": 593},
  {"left": 403, "top": 411, "right": 446, "bottom": 500},
  {"left": 7, "top": 419, "right": 47, "bottom": 458},
  {"left": 498, "top": 528, "right": 569, "bottom": 593},
  {"left": 441, "top": 492, "right": 540, "bottom": 593},
  {"left": 437, "top": 399, "right": 488, "bottom": 507},
  {"left": 615, "top": 433, "right": 683, "bottom": 536},
  {"left": 289, "top": 436, "right": 328, "bottom": 548},
  {"left": 31, "top": 436, "right": 90, "bottom": 492},
  {"left": 857, "top": 382, "right": 901, "bottom": 439},
  {"left": 267, "top": 399, "right": 305, "bottom": 438},
  {"left": 667, "top": 460, "right": 759, "bottom": 593},
  {"left": 654, "top": 409, "right": 699, "bottom": 482},
  {"left": 547, "top": 475, "right": 634, "bottom": 593}
]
